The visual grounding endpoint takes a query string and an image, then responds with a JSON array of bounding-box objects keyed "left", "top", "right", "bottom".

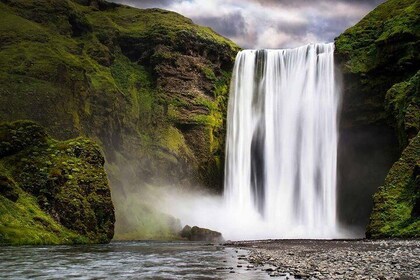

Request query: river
[{"left": 0, "top": 241, "right": 275, "bottom": 279}]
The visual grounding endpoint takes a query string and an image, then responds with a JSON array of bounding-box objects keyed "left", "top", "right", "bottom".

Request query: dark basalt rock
[
  {"left": 180, "top": 225, "right": 224, "bottom": 242},
  {"left": 0, "top": 175, "right": 19, "bottom": 202},
  {"left": 180, "top": 225, "right": 192, "bottom": 240},
  {"left": 0, "top": 120, "right": 48, "bottom": 157}
]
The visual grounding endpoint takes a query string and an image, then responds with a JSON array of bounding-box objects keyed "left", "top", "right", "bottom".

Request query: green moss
[
  {"left": 0, "top": 0, "right": 239, "bottom": 240},
  {"left": 0, "top": 121, "right": 115, "bottom": 245},
  {"left": 335, "top": 0, "right": 419, "bottom": 128},
  {"left": 0, "top": 189, "right": 88, "bottom": 245},
  {"left": 157, "top": 127, "right": 189, "bottom": 155},
  {"left": 0, "top": 0, "right": 238, "bottom": 185},
  {"left": 86, "top": 6, "right": 238, "bottom": 51},
  {"left": 335, "top": 0, "right": 419, "bottom": 74},
  {"left": 367, "top": 132, "right": 420, "bottom": 238},
  {"left": 110, "top": 53, "right": 156, "bottom": 124},
  {"left": 201, "top": 65, "right": 217, "bottom": 81},
  {"left": 335, "top": 0, "right": 420, "bottom": 238},
  {"left": 193, "top": 114, "right": 221, "bottom": 127},
  {"left": 385, "top": 71, "right": 420, "bottom": 148}
]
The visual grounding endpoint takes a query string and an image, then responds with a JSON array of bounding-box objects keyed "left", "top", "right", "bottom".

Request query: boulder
[
  {"left": 180, "top": 225, "right": 224, "bottom": 242},
  {"left": 0, "top": 121, "right": 115, "bottom": 245}
]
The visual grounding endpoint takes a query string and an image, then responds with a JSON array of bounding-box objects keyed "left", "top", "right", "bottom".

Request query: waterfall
[{"left": 224, "top": 43, "right": 341, "bottom": 238}]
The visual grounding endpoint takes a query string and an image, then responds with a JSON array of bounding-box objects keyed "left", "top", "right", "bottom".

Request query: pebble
[
  {"left": 229, "top": 240, "right": 420, "bottom": 280},
  {"left": 266, "top": 268, "right": 275, "bottom": 272}
]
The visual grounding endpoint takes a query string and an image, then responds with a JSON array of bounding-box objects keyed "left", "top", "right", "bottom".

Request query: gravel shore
[{"left": 226, "top": 239, "right": 420, "bottom": 279}]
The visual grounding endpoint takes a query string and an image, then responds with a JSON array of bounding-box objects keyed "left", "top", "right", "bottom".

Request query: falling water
[{"left": 224, "top": 43, "right": 341, "bottom": 238}]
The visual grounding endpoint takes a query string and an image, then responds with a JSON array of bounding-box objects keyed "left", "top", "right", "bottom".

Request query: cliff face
[
  {"left": 367, "top": 132, "right": 419, "bottom": 237},
  {"left": 335, "top": 0, "right": 419, "bottom": 237},
  {"left": 0, "top": 0, "right": 238, "bottom": 188},
  {"left": 0, "top": 0, "right": 239, "bottom": 238},
  {"left": 0, "top": 121, "right": 114, "bottom": 245}
]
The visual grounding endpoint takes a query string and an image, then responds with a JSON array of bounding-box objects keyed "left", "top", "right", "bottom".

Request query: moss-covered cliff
[
  {"left": 367, "top": 132, "right": 419, "bottom": 237},
  {"left": 0, "top": 0, "right": 239, "bottom": 238},
  {"left": 0, "top": 121, "right": 114, "bottom": 245},
  {"left": 335, "top": 0, "right": 419, "bottom": 237}
]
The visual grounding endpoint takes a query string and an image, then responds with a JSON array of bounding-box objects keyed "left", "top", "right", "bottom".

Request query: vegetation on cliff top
[
  {"left": 335, "top": 0, "right": 418, "bottom": 74},
  {"left": 335, "top": 0, "right": 419, "bottom": 128},
  {"left": 0, "top": 0, "right": 238, "bottom": 187},
  {"left": 0, "top": 121, "right": 115, "bottom": 245}
]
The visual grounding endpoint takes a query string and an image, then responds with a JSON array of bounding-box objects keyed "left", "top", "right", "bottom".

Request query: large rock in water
[
  {"left": 0, "top": 121, "right": 115, "bottom": 245},
  {"left": 335, "top": 0, "right": 419, "bottom": 236},
  {"left": 180, "top": 225, "right": 224, "bottom": 242},
  {"left": 0, "top": 0, "right": 239, "bottom": 239}
]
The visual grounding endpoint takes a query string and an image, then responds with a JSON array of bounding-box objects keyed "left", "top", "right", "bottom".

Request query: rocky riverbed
[{"left": 226, "top": 239, "right": 420, "bottom": 279}]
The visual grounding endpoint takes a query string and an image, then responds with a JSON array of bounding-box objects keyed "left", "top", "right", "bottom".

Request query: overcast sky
[{"left": 110, "top": 0, "right": 385, "bottom": 49}]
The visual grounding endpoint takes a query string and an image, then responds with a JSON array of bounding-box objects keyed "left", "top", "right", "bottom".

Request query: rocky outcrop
[
  {"left": 367, "top": 132, "right": 420, "bottom": 237},
  {"left": 180, "top": 225, "right": 224, "bottom": 242},
  {"left": 0, "top": 0, "right": 239, "bottom": 239},
  {"left": 335, "top": 0, "right": 419, "bottom": 236},
  {"left": 0, "top": 121, "right": 115, "bottom": 245}
]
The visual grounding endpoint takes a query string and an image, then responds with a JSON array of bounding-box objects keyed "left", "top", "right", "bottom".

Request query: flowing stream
[
  {"left": 224, "top": 43, "right": 341, "bottom": 238},
  {"left": 0, "top": 242, "right": 274, "bottom": 279}
]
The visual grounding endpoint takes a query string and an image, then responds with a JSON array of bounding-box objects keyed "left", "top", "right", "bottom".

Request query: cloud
[
  {"left": 195, "top": 11, "right": 247, "bottom": 38},
  {"left": 109, "top": 0, "right": 385, "bottom": 49},
  {"left": 112, "top": 0, "right": 175, "bottom": 8}
]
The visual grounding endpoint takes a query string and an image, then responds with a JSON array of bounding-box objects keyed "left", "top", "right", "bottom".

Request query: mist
[{"left": 111, "top": 179, "right": 362, "bottom": 241}]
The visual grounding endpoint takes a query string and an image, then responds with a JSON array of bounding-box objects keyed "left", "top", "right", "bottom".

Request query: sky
[{"left": 110, "top": 0, "right": 385, "bottom": 49}]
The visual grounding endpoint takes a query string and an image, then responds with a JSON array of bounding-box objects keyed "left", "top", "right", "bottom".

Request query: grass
[
  {"left": 335, "top": 0, "right": 419, "bottom": 74},
  {"left": 0, "top": 189, "right": 88, "bottom": 246},
  {"left": 86, "top": 6, "right": 238, "bottom": 50}
]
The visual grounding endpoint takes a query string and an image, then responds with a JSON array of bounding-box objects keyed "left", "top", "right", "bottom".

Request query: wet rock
[
  {"left": 180, "top": 225, "right": 192, "bottom": 240},
  {"left": 397, "top": 276, "right": 417, "bottom": 280},
  {"left": 266, "top": 268, "right": 275, "bottom": 272},
  {"left": 180, "top": 225, "right": 224, "bottom": 242},
  {"left": 247, "top": 264, "right": 255, "bottom": 268},
  {"left": 229, "top": 239, "right": 420, "bottom": 280}
]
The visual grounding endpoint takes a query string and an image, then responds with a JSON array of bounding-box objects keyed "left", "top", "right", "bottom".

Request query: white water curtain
[{"left": 224, "top": 43, "right": 341, "bottom": 238}]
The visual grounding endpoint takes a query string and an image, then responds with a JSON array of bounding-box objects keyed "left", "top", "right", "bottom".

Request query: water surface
[{"left": 0, "top": 241, "right": 272, "bottom": 279}]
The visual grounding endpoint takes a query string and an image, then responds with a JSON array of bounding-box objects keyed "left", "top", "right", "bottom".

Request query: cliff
[
  {"left": 0, "top": 121, "right": 114, "bottom": 245},
  {"left": 0, "top": 0, "right": 239, "bottom": 238},
  {"left": 335, "top": 0, "right": 419, "bottom": 237}
]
